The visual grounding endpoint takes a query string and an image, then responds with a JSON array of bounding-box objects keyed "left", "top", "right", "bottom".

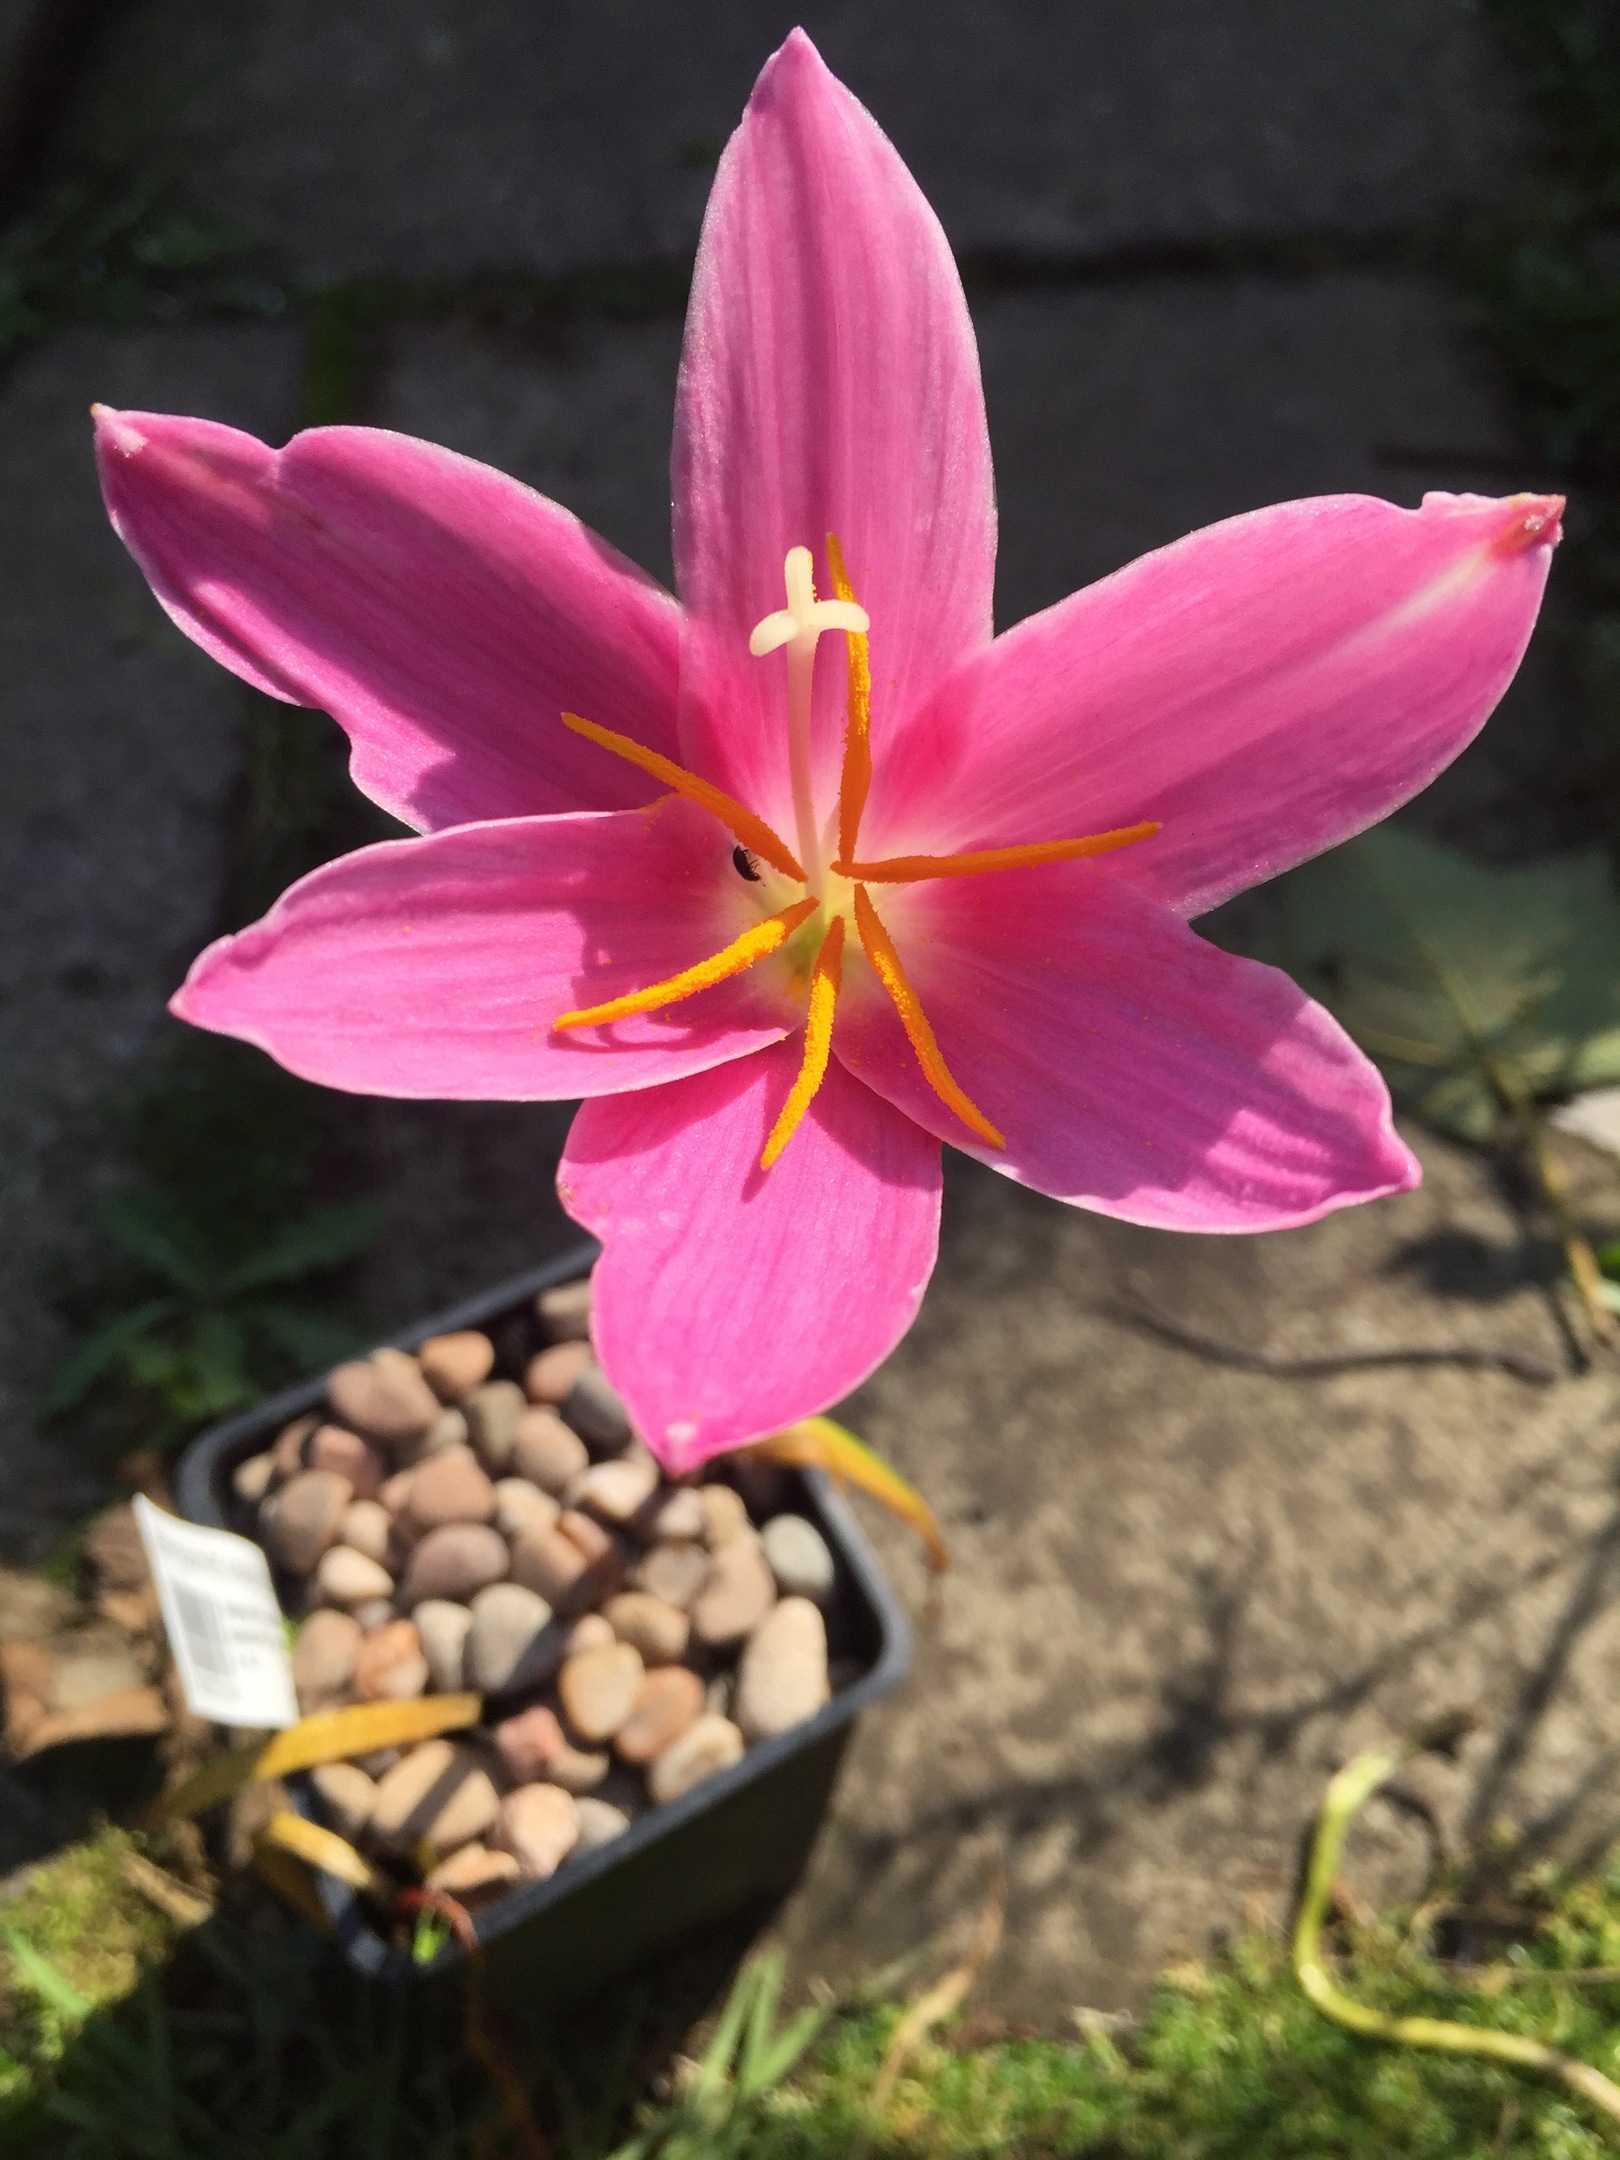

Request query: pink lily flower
[{"left": 94, "top": 31, "right": 1560, "bottom": 1473}]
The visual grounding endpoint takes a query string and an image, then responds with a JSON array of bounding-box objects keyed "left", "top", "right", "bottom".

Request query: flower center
[{"left": 552, "top": 540, "right": 1160, "bottom": 1167}]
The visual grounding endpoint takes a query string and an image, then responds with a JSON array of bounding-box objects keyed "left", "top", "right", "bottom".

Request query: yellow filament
[
  {"left": 826, "top": 532, "right": 873, "bottom": 866},
  {"left": 837, "top": 821, "right": 1159, "bottom": 883},
  {"left": 761, "top": 916, "right": 845, "bottom": 1168},
  {"left": 852, "top": 886, "right": 1005, "bottom": 1150},
  {"left": 561, "top": 710, "right": 805, "bottom": 881},
  {"left": 555, "top": 897, "right": 818, "bottom": 1031}
]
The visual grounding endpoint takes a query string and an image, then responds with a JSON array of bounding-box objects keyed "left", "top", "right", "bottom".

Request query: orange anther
[
  {"left": 560, "top": 711, "right": 805, "bottom": 881},
  {"left": 554, "top": 897, "right": 818, "bottom": 1031},
  {"left": 826, "top": 533, "right": 873, "bottom": 868},
  {"left": 761, "top": 916, "right": 846, "bottom": 1168},
  {"left": 852, "top": 887, "right": 1004, "bottom": 1150},
  {"left": 837, "top": 822, "right": 1159, "bottom": 884}
]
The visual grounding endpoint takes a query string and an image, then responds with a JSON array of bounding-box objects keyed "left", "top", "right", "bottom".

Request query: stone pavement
[{"left": 10, "top": 0, "right": 1617, "bottom": 2022}]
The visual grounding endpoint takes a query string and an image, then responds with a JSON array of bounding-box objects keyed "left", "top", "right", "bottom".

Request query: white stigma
[{"left": 749, "top": 545, "right": 868, "bottom": 655}]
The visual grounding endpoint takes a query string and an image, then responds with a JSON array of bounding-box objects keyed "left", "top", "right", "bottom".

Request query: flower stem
[{"left": 1293, "top": 1738, "right": 1620, "bottom": 2126}]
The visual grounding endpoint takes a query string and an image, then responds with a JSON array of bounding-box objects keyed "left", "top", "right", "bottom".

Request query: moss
[{"left": 0, "top": 1823, "right": 177, "bottom": 2079}]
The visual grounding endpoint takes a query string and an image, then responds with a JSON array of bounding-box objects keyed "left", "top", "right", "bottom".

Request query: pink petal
[
  {"left": 836, "top": 864, "right": 1418, "bottom": 1231},
  {"left": 95, "top": 409, "right": 683, "bottom": 831},
  {"left": 172, "top": 797, "right": 791, "bottom": 1097},
  {"left": 559, "top": 1040, "right": 942, "bottom": 1470},
  {"left": 869, "top": 491, "right": 1560, "bottom": 916},
  {"left": 672, "top": 29, "right": 995, "bottom": 840}
]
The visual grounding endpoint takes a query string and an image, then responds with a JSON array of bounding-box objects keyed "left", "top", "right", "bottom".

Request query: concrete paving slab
[
  {"left": 775, "top": 1126, "right": 1620, "bottom": 2019},
  {"left": 65, "top": 0, "right": 1527, "bottom": 283},
  {"left": 0, "top": 324, "right": 299, "bottom": 1553}
]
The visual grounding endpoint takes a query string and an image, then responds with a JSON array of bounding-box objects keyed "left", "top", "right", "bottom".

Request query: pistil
[{"left": 749, "top": 545, "right": 868, "bottom": 893}]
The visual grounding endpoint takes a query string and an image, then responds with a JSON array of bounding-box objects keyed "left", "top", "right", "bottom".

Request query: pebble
[
  {"left": 690, "top": 1538, "right": 777, "bottom": 1649},
  {"left": 523, "top": 1340, "right": 591, "bottom": 1404},
  {"left": 291, "top": 1608, "right": 361, "bottom": 1710},
  {"left": 705, "top": 1671, "right": 734, "bottom": 1719},
  {"left": 404, "top": 1406, "right": 471, "bottom": 1464},
  {"left": 327, "top": 1348, "right": 441, "bottom": 1445},
  {"left": 271, "top": 1414, "right": 317, "bottom": 1479},
  {"left": 632, "top": 1487, "right": 706, "bottom": 1545},
  {"left": 370, "top": 1740, "right": 500, "bottom": 1855},
  {"left": 339, "top": 1499, "right": 392, "bottom": 1564},
  {"left": 558, "top": 1509, "right": 615, "bottom": 1564},
  {"left": 575, "top": 1458, "right": 658, "bottom": 1525},
  {"left": 761, "top": 1515, "right": 836, "bottom": 1604},
  {"left": 310, "top": 1761, "right": 377, "bottom": 1842},
  {"left": 699, "top": 1484, "right": 751, "bottom": 1548},
  {"left": 353, "top": 1598, "right": 397, "bottom": 1633},
  {"left": 573, "top": 1797, "right": 632, "bottom": 1851},
  {"left": 398, "top": 1523, "right": 508, "bottom": 1607},
  {"left": 565, "top": 1612, "right": 616, "bottom": 1655},
  {"left": 262, "top": 1469, "right": 353, "bottom": 1574},
  {"left": 493, "top": 1477, "right": 559, "bottom": 1541},
  {"left": 414, "top": 1599, "right": 474, "bottom": 1692},
  {"left": 307, "top": 1423, "right": 386, "bottom": 1499},
  {"left": 405, "top": 1444, "right": 496, "bottom": 1529},
  {"left": 416, "top": 1329, "right": 495, "bottom": 1402},
  {"left": 511, "top": 1409, "right": 588, "bottom": 1494},
  {"left": 615, "top": 1667, "right": 704, "bottom": 1765},
  {"left": 559, "top": 1511, "right": 628, "bottom": 1605},
  {"left": 537, "top": 1278, "right": 592, "bottom": 1340},
  {"left": 557, "top": 1642, "right": 644, "bottom": 1742},
  {"left": 425, "top": 1842, "right": 521, "bottom": 1908},
  {"left": 491, "top": 1783, "right": 580, "bottom": 1878},
  {"left": 463, "top": 1379, "right": 527, "bottom": 1471},
  {"left": 647, "top": 1715, "right": 746, "bottom": 1805},
  {"left": 490, "top": 1702, "right": 568, "bottom": 1783},
  {"left": 563, "top": 1365, "right": 631, "bottom": 1451},
  {"left": 508, "top": 1525, "right": 589, "bottom": 1609},
  {"left": 353, "top": 1618, "right": 429, "bottom": 1702},
  {"left": 232, "top": 1452, "right": 276, "bottom": 1505},
  {"left": 545, "top": 1741, "right": 611, "bottom": 1793},
  {"left": 603, "top": 1592, "right": 689, "bottom": 1666},
  {"left": 464, "top": 1582, "right": 564, "bottom": 1695},
  {"left": 733, "top": 1598, "right": 830, "bottom": 1741},
  {"left": 634, "top": 1541, "right": 711, "bottom": 1610},
  {"left": 379, "top": 1467, "right": 417, "bottom": 1515},
  {"left": 314, "top": 1544, "right": 395, "bottom": 1608}
]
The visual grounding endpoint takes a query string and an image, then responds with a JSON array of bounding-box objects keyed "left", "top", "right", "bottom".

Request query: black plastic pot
[{"left": 175, "top": 1240, "right": 911, "bottom": 2013}]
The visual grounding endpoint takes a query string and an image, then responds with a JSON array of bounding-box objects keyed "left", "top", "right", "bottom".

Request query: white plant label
[{"left": 134, "top": 1495, "right": 298, "bottom": 1729}]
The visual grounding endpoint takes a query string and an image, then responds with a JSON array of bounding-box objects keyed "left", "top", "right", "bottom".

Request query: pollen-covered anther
[
  {"left": 837, "top": 822, "right": 1160, "bottom": 884},
  {"left": 852, "top": 886, "right": 1004, "bottom": 1150},
  {"left": 554, "top": 897, "right": 817, "bottom": 1032},
  {"left": 760, "top": 916, "right": 845, "bottom": 1168},
  {"left": 560, "top": 710, "right": 805, "bottom": 881}
]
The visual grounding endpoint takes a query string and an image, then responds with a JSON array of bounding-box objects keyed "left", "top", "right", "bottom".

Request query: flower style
[{"left": 94, "top": 31, "right": 1561, "bottom": 1471}]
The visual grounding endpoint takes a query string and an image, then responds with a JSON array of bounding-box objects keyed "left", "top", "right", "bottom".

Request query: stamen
[
  {"left": 760, "top": 916, "right": 845, "bottom": 1169},
  {"left": 852, "top": 887, "right": 1005, "bottom": 1150},
  {"left": 560, "top": 711, "right": 805, "bottom": 881},
  {"left": 554, "top": 897, "right": 818, "bottom": 1031},
  {"left": 837, "top": 823, "right": 1159, "bottom": 883},
  {"left": 825, "top": 532, "right": 872, "bottom": 866}
]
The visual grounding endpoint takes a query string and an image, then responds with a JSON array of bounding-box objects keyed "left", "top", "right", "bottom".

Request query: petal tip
[
  {"left": 1494, "top": 492, "right": 1565, "bottom": 555},
  {"left": 91, "top": 404, "right": 146, "bottom": 458},
  {"left": 754, "top": 22, "right": 834, "bottom": 104}
]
